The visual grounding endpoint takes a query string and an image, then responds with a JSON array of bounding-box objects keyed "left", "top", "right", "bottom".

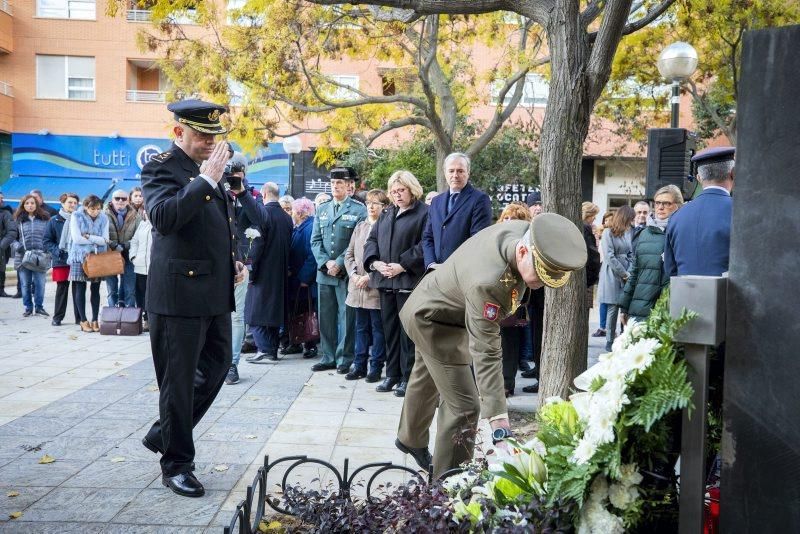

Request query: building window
[
  {"left": 37, "top": 0, "right": 96, "bottom": 19},
  {"left": 126, "top": 59, "right": 168, "bottom": 103},
  {"left": 328, "top": 75, "right": 359, "bottom": 101},
  {"left": 491, "top": 73, "right": 549, "bottom": 107},
  {"left": 36, "top": 55, "right": 95, "bottom": 100}
]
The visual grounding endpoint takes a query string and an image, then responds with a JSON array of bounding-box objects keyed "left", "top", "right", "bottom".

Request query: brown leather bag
[
  {"left": 288, "top": 288, "right": 320, "bottom": 345},
  {"left": 83, "top": 250, "right": 125, "bottom": 278},
  {"left": 99, "top": 306, "right": 143, "bottom": 336}
]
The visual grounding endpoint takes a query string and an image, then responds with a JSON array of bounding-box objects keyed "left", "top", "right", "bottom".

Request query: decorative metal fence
[{"left": 223, "top": 454, "right": 464, "bottom": 534}]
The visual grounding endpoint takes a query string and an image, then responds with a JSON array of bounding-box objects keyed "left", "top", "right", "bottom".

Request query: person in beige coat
[
  {"left": 343, "top": 189, "right": 390, "bottom": 381},
  {"left": 395, "top": 214, "right": 588, "bottom": 478}
]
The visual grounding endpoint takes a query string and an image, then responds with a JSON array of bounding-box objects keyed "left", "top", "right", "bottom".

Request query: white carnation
[
  {"left": 619, "top": 463, "right": 644, "bottom": 486},
  {"left": 244, "top": 228, "right": 261, "bottom": 239},
  {"left": 608, "top": 482, "right": 634, "bottom": 509}
]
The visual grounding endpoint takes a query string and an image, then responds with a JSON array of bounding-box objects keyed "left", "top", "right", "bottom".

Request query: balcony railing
[
  {"left": 126, "top": 8, "right": 196, "bottom": 24},
  {"left": 0, "top": 0, "right": 11, "bottom": 15},
  {"left": 0, "top": 81, "right": 12, "bottom": 97},
  {"left": 126, "top": 90, "right": 166, "bottom": 103},
  {"left": 126, "top": 9, "right": 151, "bottom": 22}
]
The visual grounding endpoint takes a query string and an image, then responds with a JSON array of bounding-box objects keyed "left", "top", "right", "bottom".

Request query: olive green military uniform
[
  {"left": 311, "top": 196, "right": 367, "bottom": 367},
  {"left": 398, "top": 216, "right": 587, "bottom": 477}
]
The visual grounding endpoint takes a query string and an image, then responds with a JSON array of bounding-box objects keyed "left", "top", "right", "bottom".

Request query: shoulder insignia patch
[
  {"left": 151, "top": 151, "right": 173, "bottom": 163},
  {"left": 483, "top": 302, "right": 500, "bottom": 321},
  {"left": 350, "top": 198, "right": 365, "bottom": 206}
]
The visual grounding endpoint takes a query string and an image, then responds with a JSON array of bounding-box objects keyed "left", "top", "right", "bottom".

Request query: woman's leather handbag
[
  {"left": 99, "top": 306, "right": 143, "bottom": 336},
  {"left": 288, "top": 287, "right": 320, "bottom": 345},
  {"left": 83, "top": 249, "right": 124, "bottom": 278},
  {"left": 18, "top": 223, "right": 51, "bottom": 272}
]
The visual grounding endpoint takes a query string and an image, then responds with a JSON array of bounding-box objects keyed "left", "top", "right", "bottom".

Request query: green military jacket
[
  {"left": 400, "top": 220, "right": 530, "bottom": 419},
  {"left": 310, "top": 196, "right": 367, "bottom": 286}
]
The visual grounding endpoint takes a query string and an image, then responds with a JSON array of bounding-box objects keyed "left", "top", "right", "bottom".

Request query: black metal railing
[{"left": 224, "top": 454, "right": 447, "bottom": 534}]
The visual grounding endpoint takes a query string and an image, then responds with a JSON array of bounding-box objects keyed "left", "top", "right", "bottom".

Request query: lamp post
[
  {"left": 657, "top": 42, "right": 698, "bottom": 128},
  {"left": 283, "top": 135, "right": 302, "bottom": 198}
]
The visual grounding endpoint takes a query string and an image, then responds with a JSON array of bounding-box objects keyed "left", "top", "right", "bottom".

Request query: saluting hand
[{"left": 199, "top": 141, "right": 230, "bottom": 183}]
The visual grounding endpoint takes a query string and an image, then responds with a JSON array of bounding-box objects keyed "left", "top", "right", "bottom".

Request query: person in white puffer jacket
[{"left": 129, "top": 211, "right": 152, "bottom": 331}]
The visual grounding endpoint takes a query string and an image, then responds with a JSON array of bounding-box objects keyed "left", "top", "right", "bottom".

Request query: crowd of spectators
[{"left": 0, "top": 149, "right": 702, "bottom": 399}]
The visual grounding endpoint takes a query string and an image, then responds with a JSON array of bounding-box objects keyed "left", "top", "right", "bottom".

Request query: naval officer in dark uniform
[{"left": 140, "top": 99, "right": 242, "bottom": 497}]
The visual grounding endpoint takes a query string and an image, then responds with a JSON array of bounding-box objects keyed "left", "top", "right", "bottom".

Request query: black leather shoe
[
  {"left": 336, "top": 365, "right": 350, "bottom": 374},
  {"left": 394, "top": 382, "right": 407, "bottom": 397},
  {"left": 520, "top": 368, "right": 538, "bottom": 379},
  {"left": 311, "top": 362, "right": 336, "bottom": 372},
  {"left": 35, "top": 308, "right": 49, "bottom": 317},
  {"left": 303, "top": 346, "right": 318, "bottom": 359},
  {"left": 240, "top": 341, "right": 258, "bottom": 354},
  {"left": 591, "top": 328, "right": 606, "bottom": 338},
  {"left": 51, "top": 319, "right": 62, "bottom": 326},
  {"left": 395, "top": 438, "right": 432, "bottom": 471},
  {"left": 162, "top": 471, "right": 205, "bottom": 498},
  {"left": 22, "top": 309, "right": 32, "bottom": 317},
  {"left": 345, "top": 369, "right": 367, "bottom": 380},
  {"left": 0, "top": 290, "right": 9, "bottom": 298},
  {"left": 376, "top": 377, "right": 399, "bottom": 392},
  {"left": 12, "top": 293, "right": 22, "bottom": 299},
  {"left": 522, "top": 383, "right": 539, "bottom": 394},
  {"left": 518, "top": 361, "right": 533, "bottom": 373},
  {"left": 280, "top": 344, "right": 303, "bottom": 355},
  {"left": 365, "top": 372, "right": 381, "bottom": 383}
]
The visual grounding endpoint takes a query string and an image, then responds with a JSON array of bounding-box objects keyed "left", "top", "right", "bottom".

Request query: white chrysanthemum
[
  {"left": 594, "top": 379, "right": 630, "bottom": 415},
  {"left": 620, "top": 463, "right": 644, "bottom": 486},
  {"left": 585, "top": 413, "right": 615, "bottom": 445},
  {"left": 244, "top": 228, "right": 261, "bottom": 239},
  {"left": 608, "top": 482, "right": 634, "bottom": 509},
  {"left": 585, "top": 505, "right": 625, "bottom": 534},
  {"left": 574, "top": 361, "right": 608, "bottom": 391},
  {"left": 571, "top": 437, "right": 597, "bottom": 465},
  {"left": 442, "top": 470, "right": 478, "bottom": 493},
  {"left": 620, "top": 337, "right": 660, "bottom": 373}
]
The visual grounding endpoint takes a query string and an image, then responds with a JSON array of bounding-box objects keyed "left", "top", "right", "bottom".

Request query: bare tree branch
[
  {"left": 588, "top": 0, "right": 635, "bottom": 98},
  {"left": 364, "top": 116, "right": 433, "bottom": 145},
  {"left": 687, "top": 80, "right": 736, "bottom": 144},
  {"left": 304, "top": 0, "right": 510, "bottom": 16}
]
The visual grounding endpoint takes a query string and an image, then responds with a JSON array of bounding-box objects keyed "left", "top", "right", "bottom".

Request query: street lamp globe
[
  {"left": 657, "top": 41, "right": 698, "bottom": 82},
  {"left": 283, "top": 135, "right": 302, "bottom": 154}
]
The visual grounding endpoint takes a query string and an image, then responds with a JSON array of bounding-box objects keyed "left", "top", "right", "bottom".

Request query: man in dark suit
[
  {"left": 664, "top": 147, "right": 735, "bottom": 277},
  {"left": 140, "top": 99, "right": 242, "bottom": 498},
  {"left": 235, "top": 181, "right": 293, "bottom": 363},
  {"left": 421, "top": 153, "right": 493, "bottom": 269}
]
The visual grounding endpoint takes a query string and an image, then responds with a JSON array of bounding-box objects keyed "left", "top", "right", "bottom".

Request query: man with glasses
[{"left": 105, "top": 188, "right": 141, "bottom": 307}]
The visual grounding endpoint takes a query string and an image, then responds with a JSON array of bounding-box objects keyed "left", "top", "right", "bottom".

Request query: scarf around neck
[{"left": 58, "top": 208, "right": 73, "bottom": 251}]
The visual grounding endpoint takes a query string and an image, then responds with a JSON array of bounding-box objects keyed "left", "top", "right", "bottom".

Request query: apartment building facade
[{"left": 0, "top": 0, "right": 660, "bottom": 214}]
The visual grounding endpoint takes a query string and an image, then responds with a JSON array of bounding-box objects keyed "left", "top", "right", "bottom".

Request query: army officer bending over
[{"left": 395, "top": 213, "right": 587, "bottom": 477}]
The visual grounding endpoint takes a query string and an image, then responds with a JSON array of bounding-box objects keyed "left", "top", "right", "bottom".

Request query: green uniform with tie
[{"left": 311, "top": 196, "right": 367, "bottom": 367}]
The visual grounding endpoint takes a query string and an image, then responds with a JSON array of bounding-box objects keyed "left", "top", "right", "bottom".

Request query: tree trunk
[
  {"left": 537, "top": 2, "right": 594, "bottom": 405},
  {"left": 435, "top": 146, "right": 448, "bottom": 191}
]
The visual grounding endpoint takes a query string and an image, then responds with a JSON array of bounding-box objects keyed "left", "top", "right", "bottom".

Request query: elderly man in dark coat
[{"left": 234, "top": 181, "right": 293, "bottom": 363}]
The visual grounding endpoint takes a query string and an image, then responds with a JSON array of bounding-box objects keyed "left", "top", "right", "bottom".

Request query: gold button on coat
[{"left": 205, "top": 195, "right": 211, "bottom": 201}]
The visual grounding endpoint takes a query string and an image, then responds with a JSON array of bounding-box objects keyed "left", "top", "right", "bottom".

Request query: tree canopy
[{"left": 600, "top": 0, "right": 800, "bottom": 145}]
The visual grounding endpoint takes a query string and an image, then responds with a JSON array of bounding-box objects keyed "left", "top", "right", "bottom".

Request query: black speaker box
[{"left": 645, "top": 128, "right": 697, "bottom": 199}]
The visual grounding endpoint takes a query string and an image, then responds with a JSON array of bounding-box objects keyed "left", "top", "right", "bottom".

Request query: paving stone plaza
[{"left": 0, "top": 283, "right": 602, "bottom": 531}]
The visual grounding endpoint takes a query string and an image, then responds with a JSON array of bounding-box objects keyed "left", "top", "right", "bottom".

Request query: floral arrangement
[
  {"left": 272, "top": 294, "right": 694, "bottom": 532},
  {"left": 444, "top": 292, "right": 695, "bottom": 532}
]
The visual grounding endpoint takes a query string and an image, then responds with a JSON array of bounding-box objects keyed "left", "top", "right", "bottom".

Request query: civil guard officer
[
  {"left": 395, "top": 213, "right": 587, "bottom": 478},
  {"left": 310, "top": 167, "right": 367, "bottom": 373},
  {"left": 140, "top": 99, "right": 243, "bottom": 497}
]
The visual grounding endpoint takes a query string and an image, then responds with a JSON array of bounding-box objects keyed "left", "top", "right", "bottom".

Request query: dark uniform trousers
[{"left": 144, "top": 311, "right": 232, "bottom": 476}]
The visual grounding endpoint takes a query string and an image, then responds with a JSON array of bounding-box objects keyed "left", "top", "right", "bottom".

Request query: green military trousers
[
  {"left": 397, "top": 347, "right": 481, "bottom": 478},
  {"left": 317, "top": 279, "right": 355, "bottom": 368}
]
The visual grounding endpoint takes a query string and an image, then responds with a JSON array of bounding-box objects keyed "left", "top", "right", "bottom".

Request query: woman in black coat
[{"left": 363, "top": 170, "right": 428, "bottom": 397}]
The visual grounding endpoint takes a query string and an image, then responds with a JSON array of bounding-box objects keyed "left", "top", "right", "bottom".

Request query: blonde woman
[
  {"left": 620, "top": 185, "right": 684, "bottom": 322},
  {"left": 363, "top": 171, "right": 429, "bottom": 397}
]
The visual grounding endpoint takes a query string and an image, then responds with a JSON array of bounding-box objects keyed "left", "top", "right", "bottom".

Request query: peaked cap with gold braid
[
  {"left": 168, "top": 99, "right": 227, "bottom": 134},
  {"left": 527, "top": 213, "right": 587, "bottom": 288}
]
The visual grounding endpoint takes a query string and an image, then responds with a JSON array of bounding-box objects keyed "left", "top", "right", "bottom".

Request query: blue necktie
[{"left": 447, "top": 192, "right": 459, "bottom": 214}]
